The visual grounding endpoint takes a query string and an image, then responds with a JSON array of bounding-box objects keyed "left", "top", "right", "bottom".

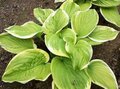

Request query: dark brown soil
[
  {"left": 0, "top": 0, "right": 120, "bottom": 89},
  {"left": 0, "top": 0, "right": 55, "bottom": 89}
]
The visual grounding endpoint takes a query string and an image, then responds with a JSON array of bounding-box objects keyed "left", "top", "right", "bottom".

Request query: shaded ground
[
  {"left": 0, "top": 0, "right": 55, "bottom": 89},
  {"left": 0, "top": 0, "right": 120, "bottom": 89}
]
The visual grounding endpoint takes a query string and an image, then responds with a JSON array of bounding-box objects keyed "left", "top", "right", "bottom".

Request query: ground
[{"left": 0, "top": 0, "right": 120, "bottom": 89}]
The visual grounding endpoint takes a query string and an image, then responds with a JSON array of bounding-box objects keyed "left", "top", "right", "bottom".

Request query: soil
[{"left": 0, "top": 0, "right": 120, "bottom": 89}]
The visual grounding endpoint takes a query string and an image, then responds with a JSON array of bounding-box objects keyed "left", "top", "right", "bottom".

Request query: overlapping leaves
[
  {"left": 56, "top": 0, "right": 120, "bottom": 27},
  {"left": 43, "top": 9, "right": 69, "bottom": 34},
  {"left": 0, "top": 1, "right": 119, "bottom": 89},
  {"left": 43, "top": 7, "right": 119, "bottom": 89},
  {"left": 34, "top": 8, "right": 54, "bottom": 24},
  {"left": 71, "top": 9, "right": 99, "bottom": 38},
  {"left": 56, "top": 0, "right": 120, "bottom": 7},
  {"left": 51, "top": 57, "right": 118, "bottom": 89},
  {"left": 65, "top": 40, "right": 93, "bottom": 69},
  {"left": 45, "top": 28, "right": 76, "bottom": 57},
  {"left": 60, "top": 0, "right": 80, "bottom": 18},
  {"left": 45, "top": 33, "right": 68, "bottom": 57},
  {"left": 44, "top": 8, "right": 119, "bottom": 70},
  {"left": 75, "top": 0, "right": 92, "bottom": 11},
  {"left": 92, "top": 0, "right": 120, "bottom": 7}
]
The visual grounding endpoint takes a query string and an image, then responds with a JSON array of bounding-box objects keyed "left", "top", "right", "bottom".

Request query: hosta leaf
[
  {"left": 52, "top": 81, "right": 59, "bottom": 89},
  {"left": 61, "top": 28, "right": 77, "bottom": 44},
  {"left": 2, "top": 49, "right": 51, "bottom": 83},
  {"left": 92, "top": 0, "right": 120, "bottom": 7},
  {"left": 71, "top": 9, "right": 99, "bottom": 38},
  {"left": 51, "top": 57, "right": 91, "bottom": 89},
  {"left": 80, "top": 38, "right": 102, "bottom": 46},
  {"left": 34, "top": 8, "right": 54, "bottom": 24},
  {"left": 76, "top": 0, "right": 92, "bottom": 11},
  {"left": 5, "top": 21, "right": 42, "bottom": 39},
  {"left": 0, "top": 33, "right": 36, "bottom": 54},
  {"left": 100, "top": 7, "right": 120, "bottom": 27},
  {"left": 87, "top": 59, "right": 118, "bottom": 89},
  {"left": 89, "top": 26, "right": 119, "bottom": 42},
  {"left": 65, "top": 40, "right": 93, "bottom": 69},
  {"left": 45, "top": 33, "right": 68, "bottom": 57},
  {"left": 60, "top": 1, "right": 80, "bottom": 18},
  {"left": 43, "top": 9, "right": 69, "bottom": 34}
]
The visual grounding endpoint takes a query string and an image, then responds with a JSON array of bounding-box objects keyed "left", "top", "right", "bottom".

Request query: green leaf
[
  {"left": 79, "top": 38, "right": 102, "bottom": 46},
  {"left": 2, "top": 49, "right": 51, "bottom": 83},
  {"left": 51, "top": 57, "right": 91, "bottom": 89},
  {"left": 60, "top": 0, "right": 80, "bottom": 18},
  {"left": 45, "top": 28, "right": 76, "bottom": 57},
  {"left": 71, "top": 9, "right": 99, "bottom": 38},
  {"left": 0, "top": 33, "right": 36, "bottom": 54},
  {"left": 43, "top": 9, "right": 69, "bottom": 34},
  {"left": 65, "top": 40, "right": 93, "bottom": 69},
  {"left": 100, "top": 7, "right": 120, "bottom": 27},
  {"left": 87, "top": 59, "right": 118, "bottom": 89},
  {"left": 45, "top": 33, "right": 68, "bottom": 57},
  {"left": 89, "top": 26, "right": 119, "bottom": 42},
  {"left": 92, "top": 0, "right": 120, "bottom": 7},
  {"left": 52, "top": 81, "right": 59, "bottom": 89},
  {"left": 61, "top": 28, "right": 77, "bottom": 44},
  {"left": 34, "top": 8, "right": 54, "bottom": 24},
  {"left": 5, "top": 21, "right": 42, "bottom": 39},
  {"left": 76, "top": 0, "right": 92, "bottom": 11}
]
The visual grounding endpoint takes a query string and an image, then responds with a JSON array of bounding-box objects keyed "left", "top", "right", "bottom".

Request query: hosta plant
[
  {"left": 0, "top": 1, "right": 119, "bottom": 89},
  {"left": 55, "top": 0, "right": 120, "bottom": 28}
]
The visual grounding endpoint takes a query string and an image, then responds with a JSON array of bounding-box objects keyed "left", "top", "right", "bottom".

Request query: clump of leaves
[
  {"left": 0, "top": 0, "right": 119, "bottom": 89},
  {"left": 56, "top": 0, "right": 120, "bottom": 28}
]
